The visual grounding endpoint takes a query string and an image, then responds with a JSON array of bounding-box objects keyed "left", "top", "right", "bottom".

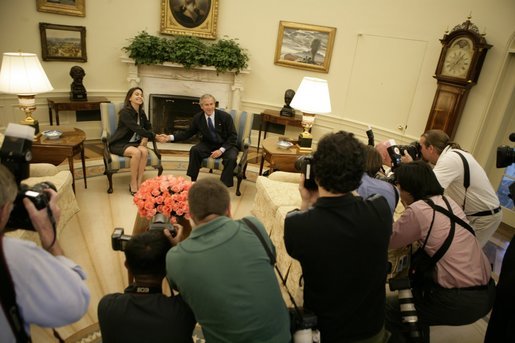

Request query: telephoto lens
[{"left": 389, "top": 277, "right": 423, "bottom": 342}]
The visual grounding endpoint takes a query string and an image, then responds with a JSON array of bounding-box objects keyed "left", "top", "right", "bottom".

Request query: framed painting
[
  {"left": 160, "top": 0, "right": 218, "bottom": 39},
  {"left": 39, "top": 23, "right": 87, "bottom": 62},
  {"left": 36, "top": 0, "right": 85, "bottom": 17},
  {"left": 274, "top": 21, "right": 337, "bottom": 73}
]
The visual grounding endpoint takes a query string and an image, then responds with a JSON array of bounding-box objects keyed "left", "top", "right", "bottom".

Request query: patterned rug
[{"left": 66, "top": 140, "right": 263, "bottom": 182}]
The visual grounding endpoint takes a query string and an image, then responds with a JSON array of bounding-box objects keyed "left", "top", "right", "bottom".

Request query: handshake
[{"left": 155, "top": 134, "right": 171, "bottom": 143}]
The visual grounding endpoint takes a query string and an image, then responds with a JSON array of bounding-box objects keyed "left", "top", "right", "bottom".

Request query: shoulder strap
[
  {"left": 423, "top": 198, "right": 455, "bottom": 265},
  {"left": 452, "top": 150, "right": 470, "bottom": 210},
  {"left": 0, "top": 235, "right": 31, "bottom": 342},
  {"left": 241, "top": 218, "right": 275, "bottom": 265},
  {"left": 425, "top": 197, "right": 476, "bottom": 237},
  {"left": 241, "top": 218, "right": 303, "bottom": 315}
]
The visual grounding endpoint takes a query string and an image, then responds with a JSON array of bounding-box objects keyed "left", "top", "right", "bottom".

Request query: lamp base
[
  {"left": 298, "top": 133, "right": 312, "bottom": 152},
  {"left": 20, "top": 117, "right": 40, "bottom": 135}
]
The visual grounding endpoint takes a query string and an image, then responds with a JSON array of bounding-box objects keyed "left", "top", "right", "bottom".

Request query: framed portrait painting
[
  {"left": 36, "top": 0, "right": 85, "bottom": 17},
  {"left": 274, "top": 21, "right": 337, "bottom": 73},
  {"left": 161, "top": 0, "right": 218, "bottom": 39},
  {"left": 39, "top": 23, "right": 87, "bottom": 62}
]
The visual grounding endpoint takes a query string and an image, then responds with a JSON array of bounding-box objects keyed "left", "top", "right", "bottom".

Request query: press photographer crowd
[{"left": 1, "top": 119, "right": 514, "bottom": 342}]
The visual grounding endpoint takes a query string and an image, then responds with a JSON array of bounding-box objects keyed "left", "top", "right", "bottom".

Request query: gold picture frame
[
  {"left": 161, "top": 0, "right": 218, "bottom": 39},
  {"left": 40, "top": 23, "right": 87, "bottom": 62},
  {"left": 274, "top": 21, "right": 337, "bottom": 73},
  {"left": 36, "top": 0, "right": 85, "bottom": 17}
]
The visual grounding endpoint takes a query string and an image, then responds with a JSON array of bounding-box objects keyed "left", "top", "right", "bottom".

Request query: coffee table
[
  {"left": 31, "top": 127, "right": 87, "bottom": 193},
  {"left": 259, "top": 136, "right": 308, "bottom": 175}
]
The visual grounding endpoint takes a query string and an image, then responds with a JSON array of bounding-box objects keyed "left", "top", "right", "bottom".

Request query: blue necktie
[{"left": 208, "top": 116, "right": 217, "bottom": 141}]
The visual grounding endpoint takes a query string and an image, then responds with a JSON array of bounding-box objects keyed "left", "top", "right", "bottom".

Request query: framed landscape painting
[
  {"left": 39, "top": 23, "right": 87, "bottom": 62},
  {"left": 274, "top": 21, "right": 336, "bottom": 73},
  {"left": 160, "top": 0, "right": 218, "bottom": 39},
  {"left": 36, "top": 0, "right": 85, "bottom": 17}
]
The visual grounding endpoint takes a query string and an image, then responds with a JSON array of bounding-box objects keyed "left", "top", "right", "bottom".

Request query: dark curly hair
[{"left": 313, "top": 131, "right": 364, "bottom": 194}]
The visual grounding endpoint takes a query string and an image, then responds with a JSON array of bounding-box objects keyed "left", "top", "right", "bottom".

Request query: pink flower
[{"left": 133, "top": 175, "right": 192, "bottom": 222}]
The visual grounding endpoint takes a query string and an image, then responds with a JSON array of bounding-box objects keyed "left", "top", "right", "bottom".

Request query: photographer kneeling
[
  {"left": 0, "top": 165, "right": 90, "bottom": 342},
  {"left": 385, "top": 161, "right": 495, "bottom": 342}
]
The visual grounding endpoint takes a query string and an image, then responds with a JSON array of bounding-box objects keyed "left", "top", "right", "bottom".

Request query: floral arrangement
[{"left": 133, "top": 175, "right": 192, "bottom": 223}]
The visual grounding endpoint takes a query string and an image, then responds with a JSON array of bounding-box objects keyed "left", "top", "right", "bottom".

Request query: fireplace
[{"left": 149, "top": 94, "right": 201, "bottom": 144}]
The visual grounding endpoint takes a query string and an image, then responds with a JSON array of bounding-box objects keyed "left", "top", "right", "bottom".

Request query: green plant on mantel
[{"left": 123, "top": 31, "right": 249, "bottom": 74}]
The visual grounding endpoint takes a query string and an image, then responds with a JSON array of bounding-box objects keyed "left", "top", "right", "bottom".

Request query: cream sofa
[{"left": 252, "top": 171, "right": 304, "bottom": 306}]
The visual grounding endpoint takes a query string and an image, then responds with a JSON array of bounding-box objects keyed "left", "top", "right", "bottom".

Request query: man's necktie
[{"left": 207, "top": 116, "right": 217, "bottom": 141}]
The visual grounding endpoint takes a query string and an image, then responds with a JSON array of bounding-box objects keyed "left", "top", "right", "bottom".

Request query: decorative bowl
[
  {"left": 42, "top": 130, "right": 63, "bottom": 140},
  {"left": 276, "top": 140, "right": 294, "bottom": 150}
]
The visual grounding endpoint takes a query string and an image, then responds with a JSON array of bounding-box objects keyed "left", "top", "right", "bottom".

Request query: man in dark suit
[{"left": 158, "top": 94, "right": 238, "bottom": 187}]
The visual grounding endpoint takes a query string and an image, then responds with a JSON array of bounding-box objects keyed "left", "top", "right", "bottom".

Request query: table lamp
[
  {"left": 0, "top": 52, "right": 54, "bottom": 134},
  {"left": 290, "top": 77, "right": 331, "bottom": 151}
]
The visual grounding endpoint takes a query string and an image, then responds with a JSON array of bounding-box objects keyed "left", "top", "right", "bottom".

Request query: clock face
[{"left": 441, "top": 37, "right": 474, "bottom": 79}]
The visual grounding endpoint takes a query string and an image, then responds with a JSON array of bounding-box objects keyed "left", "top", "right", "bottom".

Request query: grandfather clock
[{"left": 425, "top": 16, "right": 492, "bottom": 139}]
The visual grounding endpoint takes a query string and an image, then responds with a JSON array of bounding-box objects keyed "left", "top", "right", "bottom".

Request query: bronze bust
[
  {"left": 69, "top": 66, "right": 87, "bottom": 101},
  {"left": 280, "top": 89, "right": 295, "bottom": 117}
]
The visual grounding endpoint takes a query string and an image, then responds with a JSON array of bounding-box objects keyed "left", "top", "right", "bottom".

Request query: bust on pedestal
[
  {"left": 69, "top": 66, "right": 88, "bottom": 101},
  {"left": 280, "top": 89, "right": 295, "bottom": 117}
]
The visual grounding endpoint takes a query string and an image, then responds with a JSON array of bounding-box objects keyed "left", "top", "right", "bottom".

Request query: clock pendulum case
[{"left": 425, "top": 16, "right": 492, "bottom": 139}]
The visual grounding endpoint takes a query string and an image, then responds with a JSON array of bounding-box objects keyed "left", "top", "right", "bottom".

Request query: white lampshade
[
  {"left": 0, "top": 52, "right": 53, "bottom": 95},
  {"left": 290, "top": 77, "right": 331, "bottom": 114}
]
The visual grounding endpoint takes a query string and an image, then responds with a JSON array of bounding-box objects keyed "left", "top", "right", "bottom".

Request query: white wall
[{"left": 0, "top": 0, "right": 514, "bottom": 149}]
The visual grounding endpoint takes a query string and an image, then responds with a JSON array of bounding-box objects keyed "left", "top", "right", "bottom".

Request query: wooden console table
[
  {"left": 257, "top": 109, "right": 303, "bottom": 154},
  {"left": 31, "top": 127, "right": 87, "bottom": 193},
  {"left": 47, "top": 96, "right": 110, "bottom": 126}
]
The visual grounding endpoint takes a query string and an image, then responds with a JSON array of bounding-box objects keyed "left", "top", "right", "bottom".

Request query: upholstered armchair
[
  {"left": 100, "top": 102, "right": 163, "bottom": 193},
  {"left": 201, "top": 109, "right": 253, "bottom": 196}
]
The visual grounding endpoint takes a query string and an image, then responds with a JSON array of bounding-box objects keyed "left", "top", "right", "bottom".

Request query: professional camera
[
  {"left": 294, "top": 155, "right": 317, "bottom": 190},
  {"left": 497, "top": 133, "right": 515, "bottom": 202},
  {"left": 0, "top": 123, "right": 56, "bottom": 231},
  {"left": 387, "top": 140, "right": 421, "bottom": 169},
  {"left": 496, "top": 133, "right": 515, "bottom": 168},
  {"left": 111, "top": 213, "right": 178, "bottom": 251},
  {"left": 6, "top": 181, "right": 57, "bottom": 231},
  {"left": 290, "top": 308, "right": 320, "bottom": 343}
]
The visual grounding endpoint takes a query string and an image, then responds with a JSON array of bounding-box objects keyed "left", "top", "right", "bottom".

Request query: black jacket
[
  {"left": 109, "top": 105, "right": 155, "bottom": 148},
  {"left": 174, "top": 109, "right": 238, "bottom": 151}
]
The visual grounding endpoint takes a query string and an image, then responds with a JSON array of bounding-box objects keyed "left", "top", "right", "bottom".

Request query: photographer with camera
[
  {"left": 357, "top": 145, "right": 399, "bottom": 214},
  {"left": 166, "top": 178, "right": 291, "bottom": 343},
  {"left": 98, "top": 229, "right": 196, "bottom": 343},
  {"left": 284, "top": 131, "right": 392, "bottom": 342},
  {"left": 402, "top": 129, "right": 502, "bottom": 247},
  {"left": 0, "top": 164, "right": 90, "bottom": 342},
  {"left": 385, "top": 161, "right": 495, "bottom": 343}
]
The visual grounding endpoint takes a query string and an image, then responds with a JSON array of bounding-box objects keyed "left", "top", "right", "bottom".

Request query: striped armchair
[
  {"left": 100, "top": 102, "right": 163, "bottom": 193},
  {"left": 201, "top": 109, "right": 254, "bottom": 196}
]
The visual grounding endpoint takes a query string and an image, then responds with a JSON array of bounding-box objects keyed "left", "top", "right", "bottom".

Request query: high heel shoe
[{"left": 129, "top": 184, "right": 137, "bottom": 196}]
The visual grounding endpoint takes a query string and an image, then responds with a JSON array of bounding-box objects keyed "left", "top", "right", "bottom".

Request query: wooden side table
[
  {"left": 259, "top": 136, "right": 308, "bottom": 175},
  {"left": 47, "top": 96, "right": 110, "bottom": 126},
  {"left": 30, "top": 127, "right": 87, "bottom": 193},
  {"left": 257, "top": 109, "right": 303, "bottom": 154}
]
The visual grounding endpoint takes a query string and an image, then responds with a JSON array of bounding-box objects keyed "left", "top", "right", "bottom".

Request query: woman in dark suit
[{"left": 109, "top": 87, "right": 157, "bottom": 195}]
